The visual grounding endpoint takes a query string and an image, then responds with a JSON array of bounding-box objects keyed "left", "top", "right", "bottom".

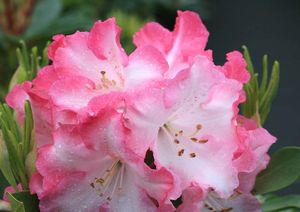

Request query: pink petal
[
  {"left": 234, "top": 117, "right": 276, "bottom": 193},
  {"left": 30, "top": 65, "right": 59, "bottom": 99},
  {"left": 5, "top": 82, "right": 31, "bottom": 123},
  {"left": 133, "top": 22, "right": 173, "bottom": 54},
  {"left": 124, "top": 45, "right": 169, "bottom": 89},
  {"left": 49, "top": 75, "right": 101, "bottom": 111},
  {"left": 203, "top": 192, "right": 262, "bottom": 212},
  {"left": 221, "top": 51, "right": 250, "bottom": 84},
  {"left": 48, "top": 34, "right": 65, "bottom": 61},
  {"left": 88, "top": 18, "right": 127, "bottom": 66},
  {"left": 177, "top": 185, "right": 204, "bottom": 212},
  {"left": 134, "top": 10, "right": 210, "bottom": 77},
  {"left": 53, "top": 31, "right": 125, "bottom": 89}
]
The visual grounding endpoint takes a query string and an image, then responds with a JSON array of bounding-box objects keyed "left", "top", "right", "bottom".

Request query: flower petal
[
  {"left": 133, "top": 22, "right": 173, "bottom": 54},
  {"left": 31, "top": 123, "right": 176, "bottom": 211},
  {"left": 153, "top": 57, "right": 243, "bottom": 197},
  {"left": 220, "top": 51, "right": 250, "bottom": 84},
  {"left": 234, "top": 117, "right": 276, "bottom": 193},
  {"left": 49, "top": 76, "right": 101, "bottom": 111},
  {"left": 134, "top": 10, "right": 210, "bottom": 77},
  {"left": 203, "top": 192, "right": 261, "bottom": 212},
  {"left": 124, "top": 45, "right": 168, "bottom": 89}
]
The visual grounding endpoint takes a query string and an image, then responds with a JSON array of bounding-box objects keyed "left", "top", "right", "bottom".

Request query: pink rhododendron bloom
[
  {"left": 126, "top": 10, "right": 275, "bottom": 206},
  {"left": 6, "top": 18, "right": 168, "bottom": 148},
  {"left": 30, "top": 100, "right": 176, "bottom": 211},
  {"left": 125, "top": 55, "right": 243, "bottom": 197},
  {"left": 5, "top": 9, "right": 276, "bottom": 212}
]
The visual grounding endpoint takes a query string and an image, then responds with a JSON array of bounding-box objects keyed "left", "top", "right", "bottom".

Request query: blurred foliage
[{"left": 0, "top": 0, "right": 211, "bottom": 101}]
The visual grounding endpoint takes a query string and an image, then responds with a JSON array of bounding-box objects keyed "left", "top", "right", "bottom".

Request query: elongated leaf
[
  {"left": 262, "top": 195, "right": 300, "bottom": 211},
  {"left": 0, "top": 132, "right": 18, "bottom": 191},
  {"left": 253, "top": 147, "right": 300, "bottom": 194},
  {"left": 260, "top": 61, "right": 280, "bottom": 124},
  {"left": 23, "top": 101, "right": 33, "bottom": 157},
  {"left": 242, "top": 46, "right": 255, "bottom": 75},
  {"left": 259, "top": 54, "right": 268, "bottom": 98}
]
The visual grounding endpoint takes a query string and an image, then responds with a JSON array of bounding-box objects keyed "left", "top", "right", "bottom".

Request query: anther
[
  {"left": 198, "top": 139, "right": 208, "bottom": 143},
  {"left": 178, "top": 149, "right": 184, "bottom": 156},
  {"left": 190, "top": 137, "right": 198, "bottom": 142},
  {"left": 174, "top": 139, "right": 180, "bottom": 144},
  {"left": 96, "top": 178, "right": 105, "bottom": 184},
  {"left": 90, "top": 182, "right": 95, "bottom": 188},
  {"left": 220, "top": 208, "right": 233, "bottom": 212},
  {"left": 196, "top": 124, "right": 202, "bottom": 130},
  {"left": 190, "top": 153, "right": 196, "bottom": 158}
]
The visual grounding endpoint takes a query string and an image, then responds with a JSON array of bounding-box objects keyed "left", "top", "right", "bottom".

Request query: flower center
[
  {"left": 161, "top": 122, "right": 208, "bottom": 158},
  {"left": 98, "top": 70, "right": 123, "bottom": 91},
  {"left": 90, "top": 160, "right": 125, "bottom": 202}
]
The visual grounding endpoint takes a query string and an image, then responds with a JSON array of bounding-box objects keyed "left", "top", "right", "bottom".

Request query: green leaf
[
  {"left": 0, "top": 131, "right": 18, "bottom": 191},
  {"left": 13, "top": 192, "right": 39, "bottom": 212},
  {"left": 253, "top": 147, "right": 300, "bottom": 194},
  {"left": 23, "top": 101, "right": 33, "bottom": 157},
  {"left": 6, "top": 192, "right": 25, "bottom": 212},
  {"left": 260, "top": 61, "right": 280, "bottom": 124},
  {"left": 262, "top": 195, "right": 300, "bottom": 211},
  {"left": 259, "top": 54, "right": 269, "bottom": 99},
  {"left": 24, "top": 0, "right": 62, "bottom": 38}
]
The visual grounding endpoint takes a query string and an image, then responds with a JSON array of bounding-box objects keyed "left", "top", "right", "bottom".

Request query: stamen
[
  {"left": 91, "top": 161, "right": 124, "bottom": 202},
  {"left": 118, "top": 165, "right": 125, "bottom": 191},
  {"left": 189, "top": 124, "right": 203, "bottom": 136},
  {"left": 174, "top": 139, "right": 180, "bottom": 144},
  {"left": 100, "top": 70, "right": 118, "bottom": 89}
]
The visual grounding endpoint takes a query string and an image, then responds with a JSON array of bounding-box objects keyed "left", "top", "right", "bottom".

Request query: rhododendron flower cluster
[{"left": 6, "top": 11, "right": 276, "bottom": 211}]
